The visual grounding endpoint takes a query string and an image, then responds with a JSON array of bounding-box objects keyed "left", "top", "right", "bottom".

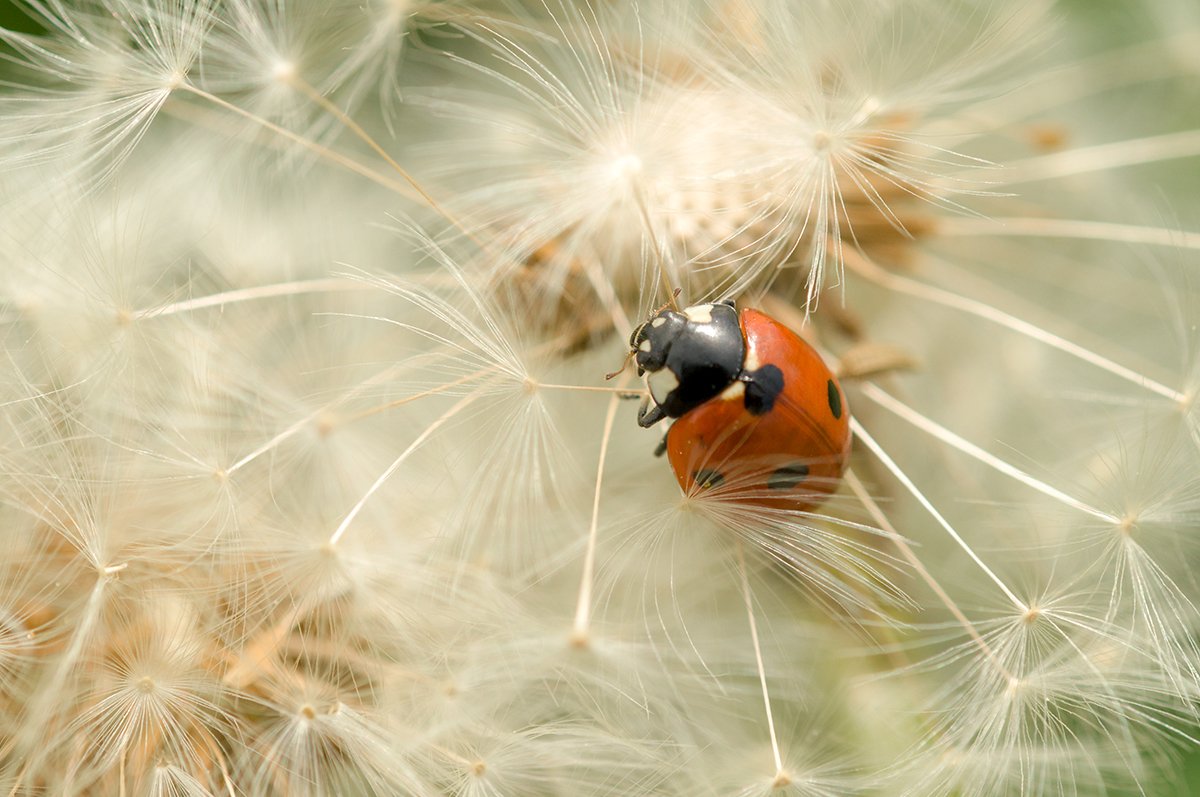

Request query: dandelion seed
[{"left": 0, "top": 0, "right": 214, "bottom": 184}]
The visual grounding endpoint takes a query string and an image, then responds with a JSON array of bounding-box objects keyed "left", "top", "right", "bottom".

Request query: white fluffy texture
[{"left": 1, "top": 0, "right": 1199, "bottom": 795}]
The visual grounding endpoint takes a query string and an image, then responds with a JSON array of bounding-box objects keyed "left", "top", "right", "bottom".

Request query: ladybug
[{"left": 629, "top": 299, "right": 850, "bottom": 509}]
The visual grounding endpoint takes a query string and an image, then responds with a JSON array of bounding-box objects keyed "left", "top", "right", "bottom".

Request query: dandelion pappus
[{"left": 624, "top": 299, "right": 851, "bottom": 509}]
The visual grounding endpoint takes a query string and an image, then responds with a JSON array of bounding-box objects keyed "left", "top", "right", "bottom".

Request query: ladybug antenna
[
  {"left": 650, "top": 289, "right": 681, "bottom": 318},
  {"left": 660, "top": 274, "right": 681, "bottom": 311},
  {"left": 605, "top": 350, "right": 635, "bottom": 381}
]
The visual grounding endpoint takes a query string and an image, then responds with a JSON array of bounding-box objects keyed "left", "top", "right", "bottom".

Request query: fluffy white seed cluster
[{"left": 1, "top": 0, "right": 1199, "bottom": 795}]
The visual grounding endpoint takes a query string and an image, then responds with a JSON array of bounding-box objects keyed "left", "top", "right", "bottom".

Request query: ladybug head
[
  {"left": 629, "top": 300, "right": 745, "bottom": 426},
  {"left": 629, "top": 309, "right": 687, "bottom": 376}
]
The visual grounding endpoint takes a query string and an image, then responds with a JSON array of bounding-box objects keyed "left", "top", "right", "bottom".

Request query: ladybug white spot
[
  {"left": 647, "top": 367, "right": 679, "bottom": 405},
  {"left": 638, "top": 339, "right": 652, "bottom": 353},
  {"left": 651, "top": 316, "right": 667, "bottom": 328},
  {"left": 719, "top": 381, "right": 746, "bottom": 401},
  {"left": 683, "top": 304, "right": 714, "bottom": 324}
]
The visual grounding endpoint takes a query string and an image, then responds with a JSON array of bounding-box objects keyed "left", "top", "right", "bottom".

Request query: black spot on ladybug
[
  {"left": 693, "top": 469, "right": 725, "bottom": 489},
  {"left": 826, "top": 379, "right": 842, "bottom": 420},
  {"left": 742, "top": 365, "right": 784, "bottom": 416},
  {"left": 767, "top": 463, "right": 810, "bottom": 490}
]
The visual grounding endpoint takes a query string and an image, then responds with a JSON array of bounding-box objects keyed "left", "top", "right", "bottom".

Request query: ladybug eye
[{"left": 634, "top": 322, "right": 656, "bottom": 349}]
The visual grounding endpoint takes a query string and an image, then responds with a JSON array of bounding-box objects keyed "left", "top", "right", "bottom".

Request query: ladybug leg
[
  {"left": 637, "top": 398, "right": 667, "bottom": 428},
  {"left": 653, "top": 432, "right": 668, "bottom": 457}
]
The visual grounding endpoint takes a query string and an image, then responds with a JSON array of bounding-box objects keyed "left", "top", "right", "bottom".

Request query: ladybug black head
[
  {"left": 630, "top": 300, "right": 745, "bottom": 427},
  {"left": 630, "top": 309, "right": 687, "bottom": 376}
]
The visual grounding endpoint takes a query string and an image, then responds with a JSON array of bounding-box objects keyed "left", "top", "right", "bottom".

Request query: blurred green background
[{"left": 0, "top": 0, "right": 34, "bottom": 33}]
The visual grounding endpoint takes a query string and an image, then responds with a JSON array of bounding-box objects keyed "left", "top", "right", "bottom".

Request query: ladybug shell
[{"left": 664, "top": 309, "right": 851, "bottom": 510}]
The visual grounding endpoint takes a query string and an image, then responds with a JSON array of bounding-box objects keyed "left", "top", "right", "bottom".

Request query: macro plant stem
[
  {"left": 177, "top": 83, "right": 418, "bottom": 198},
  {"left": 572, "top": 371, "right": 629, "bottom": 645},
  {"left": 853, "top": 418, "right": 1029, "bottom": 613}
]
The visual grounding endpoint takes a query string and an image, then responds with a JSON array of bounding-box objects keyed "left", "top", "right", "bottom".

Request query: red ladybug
[{"left": 629, "top": 299, "right": 850, "bottom": 509}]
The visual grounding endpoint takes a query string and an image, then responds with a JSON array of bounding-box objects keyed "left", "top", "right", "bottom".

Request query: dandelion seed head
[
  {"left": 148, "top": 763, "right": 214, "bottom": 797},
  {"left": 605, "top": 150, "right": 644, "bottom": 182},
  {"left": 271, "top": 59, "right": 298, "bottom": 83},
  {"left": 1, "top": 0, "right": 1199, "bottom": 794}
]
